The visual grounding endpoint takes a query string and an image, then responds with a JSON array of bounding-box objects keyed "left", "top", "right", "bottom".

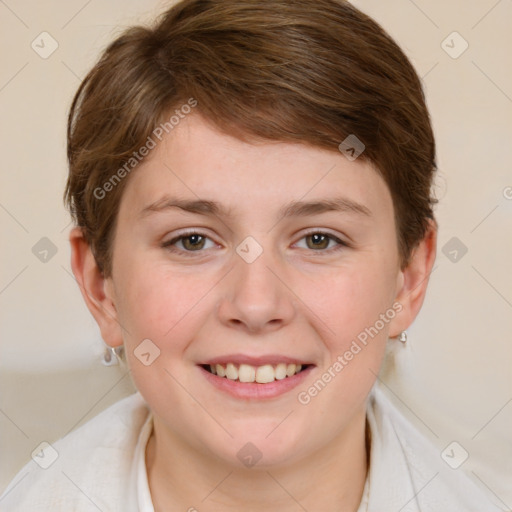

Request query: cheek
[
  {"left": 295, "top": 265, "right": 395, "bottom": 418},
  {"left": 114, "top": 265, "right": 215, "bottom": 400},
  {"left": 114, "top": 260, "right": 213, "bottom": 347},
  {"left": 299, "top": 259, "right": 396, "bottom": 347}
]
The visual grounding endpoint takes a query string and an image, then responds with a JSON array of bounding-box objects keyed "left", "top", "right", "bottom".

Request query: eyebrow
[{"left": 139, "top": 196, "right": 372, "bottom": 220}]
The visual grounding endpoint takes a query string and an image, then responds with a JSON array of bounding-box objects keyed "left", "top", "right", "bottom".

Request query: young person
[{"left": 1, "top": 0, "right": 504, "bottom": 510}]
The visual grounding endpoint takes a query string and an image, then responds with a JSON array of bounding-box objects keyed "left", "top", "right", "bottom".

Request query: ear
[
  {"left": 388, "top": 219, "right": 437, "bottom": 338},
  {"left": 69, "top": 227, "right": 124, "bottom": 348}
]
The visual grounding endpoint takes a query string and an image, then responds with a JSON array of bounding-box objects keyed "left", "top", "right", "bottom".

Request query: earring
[
  {"left": 102, "top": 346, "right": 123, "bottom": 366},
  {"left": 398, "top": 331, "right": 407, "bottom": 344}
]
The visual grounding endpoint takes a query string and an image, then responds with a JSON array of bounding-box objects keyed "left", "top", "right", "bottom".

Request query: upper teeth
[{"left": 210, "top": 363, "right": 303, "bottom": 383}]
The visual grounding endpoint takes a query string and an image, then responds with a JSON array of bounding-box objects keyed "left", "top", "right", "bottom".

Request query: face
[{"left": 105, "top": 113, "right": 405, "bottom": 467}]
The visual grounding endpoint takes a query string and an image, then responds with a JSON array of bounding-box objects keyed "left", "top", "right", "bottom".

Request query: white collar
[{"left": 130, "top": 412, "right": 155, "bottom": 512}]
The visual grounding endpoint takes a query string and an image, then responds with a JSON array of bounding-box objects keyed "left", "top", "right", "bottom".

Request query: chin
[{"left": 215, "top": 428, "right": 306, "bottom": 469}]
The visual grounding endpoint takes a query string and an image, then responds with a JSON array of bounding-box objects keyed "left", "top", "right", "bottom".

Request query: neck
[{"left": 146, "top": 407, "right": 369, "bottom": 512}]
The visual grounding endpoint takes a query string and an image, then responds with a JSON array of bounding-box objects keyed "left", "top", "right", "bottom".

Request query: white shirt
[
  {"left": 130, "top": 413, "right": 154, "bottom": 512},
  {"left": 1, "top": 385, "right": 506, "bottom": 511}
]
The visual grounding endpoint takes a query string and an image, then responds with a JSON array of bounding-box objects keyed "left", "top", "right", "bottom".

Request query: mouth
[
  {"left": 197, "top": 357, "right": 314, "bottom": 400},
  {"left": 200, "top": 362, "right": 310, "bottom": 383}
]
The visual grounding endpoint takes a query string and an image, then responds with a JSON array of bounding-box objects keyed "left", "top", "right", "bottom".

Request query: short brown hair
[{"left": 65, "top": 0, "right": 437, "bottom": 276}]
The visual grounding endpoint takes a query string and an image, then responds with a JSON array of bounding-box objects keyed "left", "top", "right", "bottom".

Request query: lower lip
[{"left": 198, "top": 365, "right": 314, "bottom": 400}]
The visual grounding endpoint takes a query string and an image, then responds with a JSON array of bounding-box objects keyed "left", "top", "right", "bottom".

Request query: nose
[{"left": 216, "top": 249, "right": 296, "bottom": 334}]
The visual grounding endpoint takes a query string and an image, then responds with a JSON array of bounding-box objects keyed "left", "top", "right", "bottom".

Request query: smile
[
  {"left": 203, "top": 362, "right": 307, "bottom": 383},
  {"left": 197, "top": 357, "right": 314, "bottom": 399}
]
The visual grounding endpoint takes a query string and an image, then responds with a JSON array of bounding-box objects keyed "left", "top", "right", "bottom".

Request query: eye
[
  {"left": 162, "top": 230, "right": 347, "bottom": 255},
  {"left": 162, "top": 232, "right": 216, "bottom": 253},
  {"left": 295, "top": 232, "right": 347, "bottom": 251}
]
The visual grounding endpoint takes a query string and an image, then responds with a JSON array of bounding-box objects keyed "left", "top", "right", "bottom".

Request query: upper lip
[{"left": 199, "top": 354, "right": 314, "bottom": 366}]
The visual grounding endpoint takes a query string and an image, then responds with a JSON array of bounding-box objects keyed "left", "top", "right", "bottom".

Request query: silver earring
[
  {"left": 102, "top": 346, "right": 122, "bottom": 366},
  {"left": 398, "top": 331, "right": 407, "bottom": 344}
]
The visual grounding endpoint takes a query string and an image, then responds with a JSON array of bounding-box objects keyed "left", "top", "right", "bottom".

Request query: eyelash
[{"left": 161, "top": 229, "right": 349, "bottom": 257}]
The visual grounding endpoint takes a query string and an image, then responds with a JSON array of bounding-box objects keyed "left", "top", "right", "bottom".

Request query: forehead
[{"left": 119, "top": 113, "right": 393, "bottom": 221}]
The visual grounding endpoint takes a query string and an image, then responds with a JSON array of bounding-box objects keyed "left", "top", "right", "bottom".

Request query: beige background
[{"left": 1, "top": 0, "right": 511, "bottom": 506}]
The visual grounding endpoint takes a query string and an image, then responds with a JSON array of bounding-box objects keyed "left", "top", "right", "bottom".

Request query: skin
[{"left": 70, "top": 113, "right": 437, "bottom": 512}]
